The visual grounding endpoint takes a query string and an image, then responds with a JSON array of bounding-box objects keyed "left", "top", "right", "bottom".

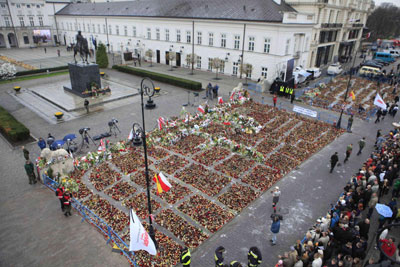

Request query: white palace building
[{"left": 55, "top": 0, "right": 315, "bottom": 82}]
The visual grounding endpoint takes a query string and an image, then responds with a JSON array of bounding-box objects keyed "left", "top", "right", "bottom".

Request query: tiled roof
[{"left": 56, "top": 0, "right": 296, "bottom": 22}]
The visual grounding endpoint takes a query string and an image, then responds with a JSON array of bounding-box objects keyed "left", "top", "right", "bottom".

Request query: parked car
[
  {"left": 373, "top": 52, "right": 395, "bottom": 63},
  {"left": 306, "top": 68, "right": 322, "bottom": 79},
  {"left": 362, "top": 61, "right": 383, "bottom": 69},
  {"left": 359, "top": 66, "right": 381, "bottom": 76},
  {"left": 372, "top": 58, "right": 389, "bottom": 66},
  {"left": 327, "top": 63, "right": 343, "bottom": 75}
]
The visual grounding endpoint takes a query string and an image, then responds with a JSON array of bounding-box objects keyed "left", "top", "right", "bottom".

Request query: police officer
[
  {"left": 56, "top": 185, "right": 65, "bottom": 211},
  {"left": 215, "top": 246, "right": 225, "bottom": 267},
  {"left": 230, "top": 261, "right": 242, "bottom": 267},
  {"left": 180, "top": 247, "right": 191, "bottom": 266},
  {"left": 248, "top": 247, "right": 262, "bottom": 267}
]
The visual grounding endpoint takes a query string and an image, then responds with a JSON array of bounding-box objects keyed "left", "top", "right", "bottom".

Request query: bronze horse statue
[{"left": 74, "top": 31, "right": 89, "bottom": 64}]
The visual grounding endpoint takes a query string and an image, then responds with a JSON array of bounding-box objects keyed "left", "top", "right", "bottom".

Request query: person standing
[
  {"left": 357, "top": 137, "right": 366, "bottom": 155},
  {"left": 271, "top": 187, "right": 281, "bottom": 213},
  {"left": 375, "top": 109, "right": 382, "bottom": 123},
  {"left": 84, "top": 99, "right": 89, "bottom": 114},
  {"left": 330, "top": 152, "right": 339, "bottom": 173},
  {"left": 273, "top": 94, "right": 277, "bottom": 107},
  {"left": 47, "top": 133, "right": 55, "bottom": 148},
  {"left": 393, "top": 104, "right": 399, "bottom": 117},
  {"left": 24, "top": 160, "right": 37, "bottom": 185},
  {"left": 63, "top": 190, "right": 72, "bottom": 216},
  {"left": 56, "top": 185, "right": 65, "bottom": 211},
  {"left": 44, "top": 47, "right": 47, "bottom": 53},
  {"left": 347, "top": 115, "right": 354, "bottom": 133},
  {"left": 375, "top": 129, "right": 382, "bottom": 146},
  {"left": 37, "top": 137, "right": 46, "bottom": 150},
  {"left": 379, "top": 237, "right": 396, "bottom": 262},
  {"left": 214, "top": 246, "right": 225, "bottom": 267},
  {"left": 290, "top": 92, "right": 295, "bottom": 104},
  {"left": 57, "top": 49, "right": 60, "bottom": 57},
  {"left": 180, "top": 247, "right": 191, "bottom": 267},
  {"left": 344, "top": 144, "right": 353, "bottom": 163},
  {"left": 248, "top": 246, "right": 262, "bottom": 267},
  {"left": 270, "top": 213, "right": 283, "bottom": 246},
  {"left": 21, "top": 146, "right": 30, "bottom": 160}
]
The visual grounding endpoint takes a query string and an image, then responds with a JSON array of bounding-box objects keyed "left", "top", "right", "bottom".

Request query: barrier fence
[{"left": 42, "top": 174, "right": 137, "bottom": 266}]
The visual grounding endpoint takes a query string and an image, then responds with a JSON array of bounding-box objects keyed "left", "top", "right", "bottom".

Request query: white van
[{"left": 383, "top": 49, "right": 400, "bottom": 58}]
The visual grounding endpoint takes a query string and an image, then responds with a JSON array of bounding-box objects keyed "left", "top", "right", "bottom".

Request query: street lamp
[{"left": 131, "top": 77, "right": 158, "bottom": 247}]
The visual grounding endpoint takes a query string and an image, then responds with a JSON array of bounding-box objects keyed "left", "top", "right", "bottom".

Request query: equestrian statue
[{"left": 74, "top": 31, "right": 89, "bottom": 64}]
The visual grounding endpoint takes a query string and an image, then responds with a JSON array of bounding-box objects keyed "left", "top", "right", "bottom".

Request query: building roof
[{"left": 56, "top": 0, "right": 297, "bottom": 22}]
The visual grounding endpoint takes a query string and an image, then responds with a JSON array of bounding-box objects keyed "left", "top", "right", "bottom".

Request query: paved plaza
[{"left": 0, "top": 47, "right": 398, "bottom": 266}]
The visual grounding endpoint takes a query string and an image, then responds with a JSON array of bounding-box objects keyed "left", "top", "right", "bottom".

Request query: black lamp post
[
  {"left": 131, "top": 77, "right": 157, "bottom": 247},
  {"left": 336, "top": 40, "right": 363, "bottom": 129}
]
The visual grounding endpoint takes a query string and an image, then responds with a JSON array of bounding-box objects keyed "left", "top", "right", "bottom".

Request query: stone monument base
[{"left": 63, "top": 63, "right": 102, "bottom": 98}]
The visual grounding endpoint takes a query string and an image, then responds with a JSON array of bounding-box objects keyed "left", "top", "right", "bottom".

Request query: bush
[
  {"left": 112, "top": 65, "right": 202, "bottom": 91},
  {"left": 15, "top": 65, "right": 68, "bottom": 77},
  {"left": 0, "top": 106, "right": 30, "bottom": 142},
  {"left": 96, "top": 43, "right": 109, "bottom": 68}
]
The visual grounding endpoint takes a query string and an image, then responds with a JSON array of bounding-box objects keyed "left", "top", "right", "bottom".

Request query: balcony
[{"left": 321, "top": 23, "right": 343, "bottom": 28}]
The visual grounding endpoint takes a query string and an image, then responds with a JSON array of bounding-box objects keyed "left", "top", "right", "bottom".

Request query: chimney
[{"left": 273, "top": 0, "right": 281, "bottom": 5}]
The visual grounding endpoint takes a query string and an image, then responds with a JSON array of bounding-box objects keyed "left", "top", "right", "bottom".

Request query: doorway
[
  {"left": 7, "top": 33, "right": 17, "bottom": 47},
  {"left": 176, "top": 52, "right": 181, "bottom": 67},
  {"left": 156, "top": 50, "right": 160, "bottom": 63},
  {"left": 165, "top": 51, "right": 169, "bottom": 65}
]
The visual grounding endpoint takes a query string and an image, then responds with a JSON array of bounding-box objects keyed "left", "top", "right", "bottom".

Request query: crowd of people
[{"left": 275, "top": 128, "right": 400, "bottom": 267}]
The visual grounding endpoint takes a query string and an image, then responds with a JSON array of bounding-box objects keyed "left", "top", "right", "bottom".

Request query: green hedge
[
  {"left": 16, "top": 65, "right": 69, "bottom": 77},
  {"left": 112, "top": 65, "right": 202, "bottom": 91},
  {"left": 0, "top": 106, "right": 30, "bottom": 142}
]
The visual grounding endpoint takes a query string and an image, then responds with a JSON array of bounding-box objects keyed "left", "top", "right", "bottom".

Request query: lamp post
[
  {"left": 131, "top": 77, "right": 158, "bottom": 247},
  {"left": 336, "top": 39, "right": 363, "bottom": 129}
]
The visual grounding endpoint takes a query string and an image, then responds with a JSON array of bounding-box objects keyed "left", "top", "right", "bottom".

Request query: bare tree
[
  {"left": 145, "top": 49, "right": 154, "bottom": 67},
  {"left": 186, "top": 53, "right": 197, "bottom": 74},
  {"left": 166, "top": 52, "right": 176, "bottom": 71},
  {"left": 212, "top": 58, "right": 224, "bottom": 80},
  {"left": 240, "top": 63, "right": 253, "bottom": 85}
]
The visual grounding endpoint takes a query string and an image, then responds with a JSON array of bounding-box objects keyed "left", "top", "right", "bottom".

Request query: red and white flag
[
  {"left": 230, "top": 91, "right": 236, "bottom": 101},
  {"left": 374, "top": 93, "right": 387, "bottom": 110},
  {"left": 198, "top": 105, "right": 205, "bottom": 114},
  {"left": 129, "top": 209, "right": 157, "bottom": 255},
  {"left": 157, "top": 117, "right": 165, "bottom": 130},
  {"left": 98, "top": 139, "right": 106, "bottom": 152},
  {"left": 218, "top": 97, "right": 224, "bottom": 104},
  {"left": 366, "top": 32, "right": 371, "bottom": 39},
  {"left": 153, "top": 172, "right": 172, "bottom": 195},
  {"left": 128, "top": 129, "right": 134, "bottom": 140}
]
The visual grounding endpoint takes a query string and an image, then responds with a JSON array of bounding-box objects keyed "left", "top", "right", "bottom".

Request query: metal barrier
[{"left": 42, "top": 174, "right": 137, "bottom": 266}]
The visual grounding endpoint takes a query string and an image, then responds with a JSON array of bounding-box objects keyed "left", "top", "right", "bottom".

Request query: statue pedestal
[{"left": 63, "top": 63, "right": 102, "bottom": 98}]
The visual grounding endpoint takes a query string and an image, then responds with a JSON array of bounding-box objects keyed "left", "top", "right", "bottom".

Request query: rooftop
[{"left": 56, "top": 0, "right": 297, "bottom": 22}]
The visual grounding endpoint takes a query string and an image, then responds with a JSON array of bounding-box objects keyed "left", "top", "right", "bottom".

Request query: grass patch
[
  {"left": 0, "top": 71, "right": 69, "bottom": 85},
  {"left": 0, "top": 105, "right": 30, "bottom": 142}
]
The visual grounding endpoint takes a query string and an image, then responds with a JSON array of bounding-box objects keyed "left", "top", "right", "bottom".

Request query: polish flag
[
  {"left": 158, "top": 117, "right": 165, "bottom": 130},
  {"left": 230, "top": 91, "right": 236, "bottom": 101},
  {"left": 153, "top": 172, "right": 172, "bottom": 195},
  {"left": 218, "top": 97, "right": 224, "bottom": 104},
  {"left": 374, "top": 93, "right": 387, "bottom": 110},
  {"left": 198, "top": 105, "right": 205, "bottom": 114}
]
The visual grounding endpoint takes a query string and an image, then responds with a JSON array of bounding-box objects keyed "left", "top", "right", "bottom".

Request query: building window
[
  {"left": 16, "top": 4, "right": 21, "bottom": 8},
  {"left": 108, "top": 25, "right": 112, "bottom": 35},
  {"left": 176, "top": 30, "right": 181, "bottom": 42},
  {"left": 87, "top": 23, "right": 90, "bottom": 32},
  {"left": 219, "top": 61, "right": 225, "bottom": 73},
  {"left": 98, "top": 24, "right": 100, "bottom": 34},
  {"left": 37, "top": 4, "right": 40, "bottom": 8},
  {"left": 248, "top": 36, "right": 255, "bottom": 51},
  {"left": 1, "top": 4, "right": 6, "bottom": 8},
  {"left": 116, "top": 25, "right": 119, "bottom": 35},
  {"left": 197, "top": 31, "right": 202, "bottom": 45},
  {"left": 264, "top": 38, "right": 271, "bottom": 53},
  {"left": 19, "top": 17, "right": 25, "bottom": 27},
  {"left": 147, "top": 28, "right": 151, "bottom": 39},
  {"left": 285, "top": 39, "right": 290, "bottom": 55},
  {"left": 233, "top": 62, "right": 239, "bottom": 75},
  {"left": 103, "top": 24, "right": 106, "bottom": 34},
  {"left": 29, "top": 17, "right": 34, "bottom": 27},
  {"left": 233, "top": 35, "right": 240, "bottom": 50},
  {"left": 26, "top": 4, "right": 30, "bottom": 8},
  {"left": 61, "top": 22, "right": 64, "bottom": 30},
  {"left": 261, "top": 67, "right": 268, "bottom": 78},
  {"left": 186, "top": 31, "right": 191, "bottom": 43},
  {"left": 156, "top": 28, "right": 160, "bottom": 40},
  {"left": 208, "top": 58, "right": 213, "bottom": 70},
  {"left": 92, "top": 24, "right": 95, "bottom": 33},
  {"left": 132, "top": 26, "right": 136, "bottom": 37},
  {"left": 4, "top": 16, "right": 10, "bottom": 27},
  {"left": 221, "top": 34, "right": 226, "bottom": 48},
  {"left": 196, "top": 56, "right": 201, "bottom": 69},
  {"left": 208, "top": 32, "right": 213, "bottom": 46},
  {"left": 305, "top": 37, "right": 309, "bottom": 51},
  {"left": 78, "top": 23, "right": 81, "bottom": 31},
  {"left": 23, "top": 35, "right": 29, "bottom": 44},
  {"left": 165, "top": 29, "right": 169, "bottom": 41}
]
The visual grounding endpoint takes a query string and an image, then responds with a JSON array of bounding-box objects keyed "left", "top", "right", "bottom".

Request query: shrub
[
  {"left": 112, "top": 65, "right": 202, "bottom": 91},
  {"left": 15, "top": 65, "right": 68, "bottom": 77},
  {"left": 96, "top": 43, "right": 109, "bottom": 68},
  {"left": 0, "top": 106, "right": 30, "bottom": 142}
]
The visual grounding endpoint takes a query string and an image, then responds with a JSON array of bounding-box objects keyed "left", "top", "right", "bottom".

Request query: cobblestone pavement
[{"left": 0, "top": 49, "right": 399, "bottom": 266}]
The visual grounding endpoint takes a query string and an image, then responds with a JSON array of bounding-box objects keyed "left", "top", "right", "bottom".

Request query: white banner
[
  {"left": 293, "top": 105, "right": 318, "bottom": 118},
  {"left": 129, "top": 209, "right": 157, "bottom": 255}
]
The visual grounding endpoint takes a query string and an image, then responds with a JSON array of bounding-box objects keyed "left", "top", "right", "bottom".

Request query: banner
[
  {"left": 129, "top": 209, "right": 157, "bottom": 255},
  {"left": 293, "top": 105, "right": 318, "bottom": 118}
]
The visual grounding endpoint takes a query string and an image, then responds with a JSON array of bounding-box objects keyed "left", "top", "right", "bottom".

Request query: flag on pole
[
  {"left": 158, "top": 117, "right": 165, "bottom": 130},
  {"left": 374, "top": 93, "right": 387, "bottom": 110},
  {"left": 198, "top": 105, "right": 205, "bottom": 114},
  {"left": 129, "top": 209, "right": 157, "bottom": 255},
  {"left": 349, "top": 91, "right": 356, "bottom": 101},
  {"left": 128, "top": 129, "right": 133, "bottom": 140},
  {"left": 218, "top": 97, "right": 224, "bottom": 104},
  {"left": 153, "top": 172, "right": 172, "bottom": 195}
]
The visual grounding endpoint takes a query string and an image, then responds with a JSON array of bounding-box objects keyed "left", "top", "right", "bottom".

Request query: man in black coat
[{"left": 330, "top": 152, "right": 339, "bottom": 173}]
